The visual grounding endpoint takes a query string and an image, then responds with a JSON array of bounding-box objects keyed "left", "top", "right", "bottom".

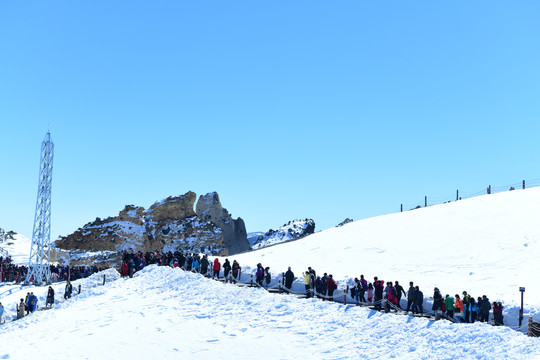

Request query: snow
[
  {"left": 0, "top": 232, "right": 31, "bottom": 265},
  {"left": 231, "top": 187, "right": 540, "bottom": 331},
  {"left": 250, "top": 219, "right": 315, "bottom": 249},
  {"left": 0, "top": 266, "right": 538, "bottom": 359}
]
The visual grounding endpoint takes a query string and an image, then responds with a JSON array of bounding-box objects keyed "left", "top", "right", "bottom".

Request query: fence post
[
  {"left": 456, "top": 190, "right": 459, "bottom": 201},
  {"left": 400, "top": 204, "right": 403, "bottom": 212},
  {"left": 487, "top": 185, "right": 491, "bottom": 194},
  {"left": 78, "top": 284, "right": 81, "bottom": 294},
  {"left": 529, "top": 317, "right": 533, "bottom": 337},
  {"left": 279, "top": 279, "right": 282, "bottom": 294},
  {"left": 425, "top": 196, "right": 427, "bottom": 207},
  {"left": 523, "top": 180, "right": 526, "bottom": 189},
  {"left": 103, "top": 274, "right": 106, "bottom": 285},
  {"left": 250, "top": 274, "right": 253, "bottom": 287},
  {"left": 344, "top": 285, "right": 349, "bottom": 305}
]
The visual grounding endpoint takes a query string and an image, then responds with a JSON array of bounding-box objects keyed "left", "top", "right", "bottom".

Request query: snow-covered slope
[
  {"left": 250, "top": 219, "right": 315, "bottom": 250},
  {"left": 232, "top": 188, "right": 540, "bottom": 328},
  {"left": 0, "top": 231, "right": 31, "bottom": 265},
  {"left": 0, "top": 266, "right": 538, "bottom": 359}
]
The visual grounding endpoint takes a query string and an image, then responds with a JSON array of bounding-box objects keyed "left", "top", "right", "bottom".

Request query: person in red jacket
[
  {"left": 120, "top": 261, "right": 129, "bottom": 277},
  {"left": 212, "top": 258, "right": 221, "bottom": 279},
  {"left": 326, "top": 275, "right": 337, "bottom": 301}
]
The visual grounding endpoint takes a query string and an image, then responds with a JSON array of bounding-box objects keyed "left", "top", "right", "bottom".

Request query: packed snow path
[{"left": 1, "top": 266, "right": 538, "bottom": 359}]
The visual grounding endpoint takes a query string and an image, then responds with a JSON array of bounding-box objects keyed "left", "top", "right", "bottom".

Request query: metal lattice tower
[{"left": 25, "top": 131, "right": 54, "bottom": 285}]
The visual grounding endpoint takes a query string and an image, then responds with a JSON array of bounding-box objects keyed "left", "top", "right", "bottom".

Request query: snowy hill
[
  {"left": 0, "top": 266, "right": 538, "bottom": 359},
  {"left": 249, "top": 219, "right": 315, "bottom": 250},
  {"left": 232, "top": 188, "right": 540, "bottom": 329},
  {"left": 0, "top": 230, "right": 30, "bottom": 265}
]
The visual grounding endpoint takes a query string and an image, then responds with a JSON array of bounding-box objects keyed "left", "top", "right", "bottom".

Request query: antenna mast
[{"left": 25, "top": 131, "right": 54, "bottom": 285}]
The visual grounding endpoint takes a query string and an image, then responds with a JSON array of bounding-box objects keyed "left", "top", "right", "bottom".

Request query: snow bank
[{"left": 0, "top": 266, "right": 538, "bottom": 359}]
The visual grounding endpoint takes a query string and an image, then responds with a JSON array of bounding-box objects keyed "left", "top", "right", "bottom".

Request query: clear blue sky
[{"left": 1, "top": 1, "right": 539, "bottom": 240}]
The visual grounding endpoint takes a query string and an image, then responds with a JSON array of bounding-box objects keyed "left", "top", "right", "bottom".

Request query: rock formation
[
  {"left": 195, "top": 192, "right": 250, "bottom": 254},
  {"left": 55, "top": 191, "right": 249, "bottom": 265},
  {"left": 251, "top": 219, "right": 315, "bottom": 250}
]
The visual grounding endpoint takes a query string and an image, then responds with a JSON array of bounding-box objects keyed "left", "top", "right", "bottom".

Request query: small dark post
[
  {"left": 400, "top": 204, "right": 403, "bottom": 212},
  {"left": 425, "top": 196, "right": 427, "bottom": 207},
  {"left": 456, "top": 190, "right": 459, "bottom": 201},
  {"left": 519, "top": 287, "right": 525, "bottom": 326},
  {"left": 344, "top": 285, "right": 349, "bottom": 305},
  {"left": 523, "top": 180, "right": 526, "bottom": 189},
  {"left": 250, "top": 274, "right": 253, "bottom": 287},
  {"left": 487, "top": 185, "right": 491, "bottom": 194},
  {"left": 279, "top": 279, "right": 282, "bottom": 294},
  {"left": 103, "top": 274, "right": 106, "bottom": 285},
  {"left": 78, "top": 284, "right": 81, "bottom": 294},
  {"left": 529, "top": 317, "right": 533, "bottom": 337}
]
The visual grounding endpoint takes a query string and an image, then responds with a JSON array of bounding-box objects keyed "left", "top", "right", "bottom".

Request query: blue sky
[{"left": 1, "top": 1, "right": 539, "bottom": 240}]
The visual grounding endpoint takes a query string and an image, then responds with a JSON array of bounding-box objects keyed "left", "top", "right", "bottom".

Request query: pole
[
  {"left": 425, "top": 196, "right": 427, "bottom": 207},
  {"left": 103, "top": 274, "right": 106, "bottom": 285},
  {"left": 523, "top": 180, "right": 526, "bottom": 189},
  {"left": 279, "top": 279, "right": 282, "bottom": 294},
  {"left": 251, "top": 274, "right": 253, "bottom": 287},
  {"left": 456, "top": 190, "right": 459, "bottom": 201},
  {"left": 401, "top": 204, "right": 403, "bottom": 212},
  {"left": 519, "top": 287, "right": 525, "bottom": 326},
  {"left": 529, "top": 317, "right": 533, "bottom": 337}
]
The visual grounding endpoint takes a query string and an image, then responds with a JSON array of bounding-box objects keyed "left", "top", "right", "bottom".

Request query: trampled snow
[{"left": 1, "top": 266, "right": 538, "bottom": 359}]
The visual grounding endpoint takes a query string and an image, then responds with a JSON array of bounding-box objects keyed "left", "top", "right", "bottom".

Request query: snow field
[{"left": 1, "top": 265, "right": 539, "bottom": 360}]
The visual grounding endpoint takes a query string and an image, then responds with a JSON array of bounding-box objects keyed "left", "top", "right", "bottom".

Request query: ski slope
[
  {"left": 232, "top": 187, "right": 540, "bottom": 329},
  {"left": 0, "top": 266, "right": 538, "bottom": 359}
]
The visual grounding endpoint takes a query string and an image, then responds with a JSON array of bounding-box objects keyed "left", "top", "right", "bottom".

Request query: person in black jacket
[
  {"left": 200, "top": 255, "right": 209, "bottom": 276},
  {"left": 46, "top": 286, "right": 55, "bottom": 307},
  {"left": 223, "top": 259, "right": 232, "bottom": 282},
  {"left": 432, "top": 287, "right": 443, "bottom": 320},
  {"left": 479, "top": 295, "right": 491, "bottom": 323},
  {"left": 406, "top": 282, "right": 416, "bottom": 312},
  {"left": 373, "top": 277, "right": 384, "bottom": 311},
  {"left": 394, "top": 281, "right": 406, "bottom": 309},
  {"left": 284, "top": 267, "right": 294, "bottom": 293},
  {"left": 412, "top": 286, "right": 423, "bottom": 314}
]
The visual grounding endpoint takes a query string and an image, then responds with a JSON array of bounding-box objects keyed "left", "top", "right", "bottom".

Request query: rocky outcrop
[
  {"left": 336, "top": 218, "right": 354, "bottom": 227},
  {"left": 251, "top": 219, "right": 315, "bottom": 250},
  {"left": 196, "top": 192, "right": 250, "bottom": 254},
  {"left": 55, "top": 191, "right": 247, "bottom": 264}
]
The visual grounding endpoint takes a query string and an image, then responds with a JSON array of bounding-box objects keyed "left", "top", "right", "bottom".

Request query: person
[
  {"left": 462, "top": 291, "right": 471, "bottom": 323},
  {"left": 412, "top": 286, "right": 423, "bottom": 314},
  {"left": 200, "top": 255, "right": 209, "bottom": 276},
  {"left": 432, "top": 287, "right": 443, "bottom": 320},
  {"left": 264, "top": 267, "right": 271, "bottom": 290},
  {"left": 406, "top": 282, "right": 416, "bottom": 312},
  {"left": 232, "top": 260, "right": 241, "bottom": 283},
  {"left": 394, "top": 281, "right": 406, "bottom": 309},
  {"left": 469, "top": 297, "right": 478, "bottom": 324},
  {"left": 284, "top": 267, "right": 294, "bottom": 292},
  {"left": 494, "top": 302, "right": 504, "bottom": 326},
  {"left": 351, "top": 278, "right": 359, "bottom": 303},
  {"left": 255, "top": 263, "right": 264, "bottom": 286},
  {"left": 17, "top": 299, "right": 25, "bottom": 319},
  {"left": 0, "top": 302, "right": 4, "bottom": 324},
  {"left": 445, "top": 294, "right": 455, "bottom": 319},
  {"left": 25, "top": 292, "right": 31, "bottom": 315},
  {"left": 321, "top": 273, "right": 329, "bottom": 299},
  {"left": 65, "top": 281, "right": 73, "bottom": 299},
  {"left": 479, "top": 295, "right": 491, "bottom": 323},
  {"left": 212, "top": 258, "right": 221, "bottom": 279},
  {"left": 384, "top": 282, "right": 397, "bottom": 313},
  {"left": 367, "top": 283, "right": 374, "bottom": 303},
  {"left": 326, "top": 274, "right": 337, "bottom": 301},
  {"left": 454, "top": 294, "right": 464, "bottom": 323},
  {"left": 358, "top": 275, "right": 367, "bottom": 303},
  {"left": 29, "top": 292, "right": 38, "bottom": 313},
  {"left": 120, "top": 261, "right": 129, "bottom": 277},
  {"left": 314, "top": 276, "right": 323, "bottom": 299},
  {"left": 191, "top": 257, "right": 199, "bottom": 273},
  {"left": 373, "top": 277, "right": 385, "bottom": 311},
  {"left": 223, "top": 259, "right": 231, "bottom": 280},
  {"left": 303, "top": 270, "right": 312, "bottom": 298}
]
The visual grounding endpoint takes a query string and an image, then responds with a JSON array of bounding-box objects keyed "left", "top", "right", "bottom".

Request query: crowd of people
[
  {"left": 0, "top": 249, "right": 505, "bottom": 326},
  {"left": 118, "top": 249, "right": 504, "bottom": 326}
]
